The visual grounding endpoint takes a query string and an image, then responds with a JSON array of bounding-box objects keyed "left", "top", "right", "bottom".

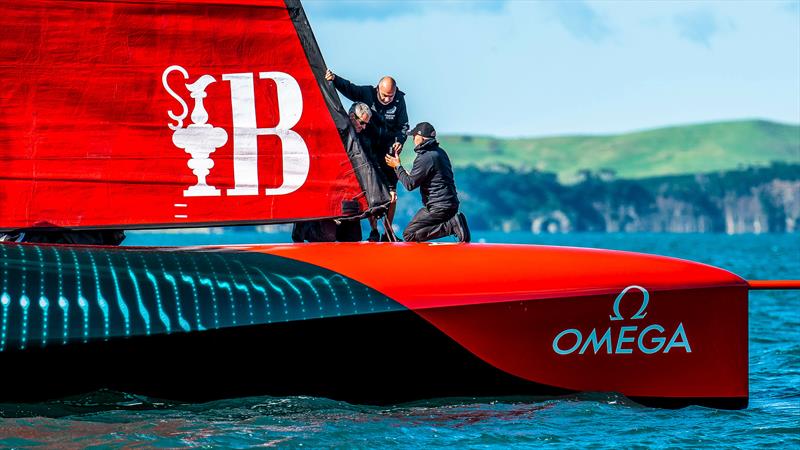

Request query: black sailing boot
[
  {"left": 367, "top": 228, "right": 380, "bottom": 242},
  {"left": 451, "top": 212, "right": 471, "bottom": 243}
]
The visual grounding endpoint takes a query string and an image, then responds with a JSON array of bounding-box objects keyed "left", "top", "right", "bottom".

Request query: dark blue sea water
[{"left": 1, "top": 232, "right": 798, "bottom": 448}]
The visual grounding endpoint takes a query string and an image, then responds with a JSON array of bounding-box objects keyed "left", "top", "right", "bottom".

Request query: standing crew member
[
  {"left": 325, "top": 69, "right": 408, "bottom": 241},
  {"left": 385, "top": 122, "right": 470, "bottom": 243}
]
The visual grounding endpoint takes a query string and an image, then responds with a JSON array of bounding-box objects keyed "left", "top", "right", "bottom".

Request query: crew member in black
[
  {"left": 325, "top": 69, "right": 409, "bottom": 241},
  {"left": 292, "top": 103, "right": 372, "bottom": 242},
  {"left": 385, "top": 122, "right": 470, "bottom": 243}
]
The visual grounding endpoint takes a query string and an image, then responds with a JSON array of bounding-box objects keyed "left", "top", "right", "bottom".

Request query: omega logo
[{"left": 552, "top": 285, "right": 692, "bottom": 356}]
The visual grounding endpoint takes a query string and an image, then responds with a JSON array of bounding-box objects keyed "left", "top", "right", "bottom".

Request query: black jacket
[
  {"left": 395, "top": 139, "right": 459, "bottom": 209},
  {"left": 332, "top": 75, "right": 409, "bottom": 148}
]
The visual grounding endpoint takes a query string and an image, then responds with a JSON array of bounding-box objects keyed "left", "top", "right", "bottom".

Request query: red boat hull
[
  {"left": 253, "top": 243, "right": 749, "bottom": 405},
  {"left": 0, "top": 242, "right": 748, "bottom": 408}
]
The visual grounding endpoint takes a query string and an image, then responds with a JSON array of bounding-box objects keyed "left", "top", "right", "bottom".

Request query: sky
[{"left": 303, "top": 0, "right": 800, "bottom": 137}]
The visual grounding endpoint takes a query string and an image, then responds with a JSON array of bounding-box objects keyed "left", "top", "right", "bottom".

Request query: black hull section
[{"left": 0, "top": 310, "right": 568, "bottom": 405}]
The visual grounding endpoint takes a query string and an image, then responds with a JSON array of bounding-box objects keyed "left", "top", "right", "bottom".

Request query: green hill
[{"left": 417, "top": 119, "right": 799, "bottom": 182}]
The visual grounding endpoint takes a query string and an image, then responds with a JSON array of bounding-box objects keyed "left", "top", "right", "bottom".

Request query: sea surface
[{"left": 1, "top": 232, "right": 798, "bottom": 448}]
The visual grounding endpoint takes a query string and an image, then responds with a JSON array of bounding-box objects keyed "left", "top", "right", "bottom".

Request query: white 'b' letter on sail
[{"left": 223, "top": 72, "right": 309, "bottom": 196}]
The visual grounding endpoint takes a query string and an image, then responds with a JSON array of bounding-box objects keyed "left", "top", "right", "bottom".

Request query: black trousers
[
  {"left": 403, "top": 205, "right": 458, "bottom": 242},
  {"left": 292, "top": 220, "right": 362, "bottom": 243}
]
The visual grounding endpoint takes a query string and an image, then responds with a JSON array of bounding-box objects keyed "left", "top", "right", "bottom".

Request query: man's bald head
[
  {"left": 379, "top": 76, "right": 396, "bottom": 90},
  {"left": 377, "top": 76, "right": 397, "bottom": 105}
]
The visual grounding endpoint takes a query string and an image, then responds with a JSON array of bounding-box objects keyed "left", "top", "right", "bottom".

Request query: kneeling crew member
[{"left": 385, "top": 122, "right": 470, "bottom": 243}]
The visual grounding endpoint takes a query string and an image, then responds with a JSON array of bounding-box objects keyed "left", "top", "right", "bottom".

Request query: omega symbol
[{"left": 609, "top": 285, "right": 649, "bottom": 321}]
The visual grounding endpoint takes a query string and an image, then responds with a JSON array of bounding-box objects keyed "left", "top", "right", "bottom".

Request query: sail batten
[{"left": 0, "top": 0, "right": 388, "bottom": 232}]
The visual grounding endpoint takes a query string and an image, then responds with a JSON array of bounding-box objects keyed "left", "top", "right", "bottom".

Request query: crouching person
[{"left": 385, "top": 122, "right": 470, "bottom": 243}]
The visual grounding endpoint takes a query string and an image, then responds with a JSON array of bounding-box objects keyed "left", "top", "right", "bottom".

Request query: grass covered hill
[{"left": 431, "top": 120, "right": 799, "bottom": 181}]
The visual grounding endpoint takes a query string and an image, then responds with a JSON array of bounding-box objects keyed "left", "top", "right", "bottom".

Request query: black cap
[{"left": 406, "top": 122, "right": 436, "bottom": 139}]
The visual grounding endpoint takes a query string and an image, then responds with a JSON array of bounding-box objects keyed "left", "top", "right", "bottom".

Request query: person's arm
[
  {"left": 387, "top": 153, "right": 432, "bottom": 192},
  {"left": 389, "top": 98, "right": 409, "bottom": 155},
  {"left": 395, "top": 99, "right": 409, "bottom": 146},
  {"left": 330, "top": 73, "right": 371, "bottom": 103}
]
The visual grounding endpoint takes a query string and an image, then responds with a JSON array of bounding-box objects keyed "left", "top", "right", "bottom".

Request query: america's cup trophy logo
[
  {"left": 162, "top": 65, "right": 310, "bottom": 199},
  {"left": 162, "top": 65, "right": 228, "bottom": 197}
]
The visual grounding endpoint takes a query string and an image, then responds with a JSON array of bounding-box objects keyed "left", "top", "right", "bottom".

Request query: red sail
[{"left": 0, "top": 0, "right": 376, "bottom": 231}]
